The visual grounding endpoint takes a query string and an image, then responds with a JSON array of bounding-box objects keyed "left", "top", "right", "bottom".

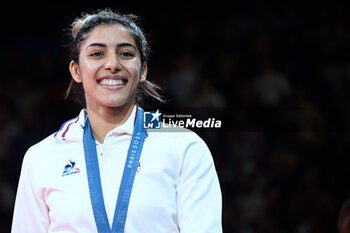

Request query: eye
[
  {"left": 89, "top": 51, "right": 104, "bottom": 57},
  {"left": 120, "top": 51, "right": 135, "bottom": 58}
]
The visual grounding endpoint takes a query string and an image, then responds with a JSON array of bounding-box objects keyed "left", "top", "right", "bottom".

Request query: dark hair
[
  {"left": 65, "top": 9, "right": 164, "bottom": 107},
  {"left": 339, "top": 198, "right": 350, "bottom": 233}
]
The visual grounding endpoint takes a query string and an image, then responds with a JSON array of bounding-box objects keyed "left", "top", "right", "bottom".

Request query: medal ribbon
[{"left": 83, "top": 107, "right": 146, "bottom": 233}]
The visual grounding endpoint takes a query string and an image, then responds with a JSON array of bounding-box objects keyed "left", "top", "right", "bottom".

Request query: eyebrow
[{"left": 86, "top": 42, "right": 137, "bottom": 50}]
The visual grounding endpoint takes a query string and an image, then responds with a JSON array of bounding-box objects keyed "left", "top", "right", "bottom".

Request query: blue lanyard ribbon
[{"left": 83, "top": 107, "right": 147, "bottom": 233}]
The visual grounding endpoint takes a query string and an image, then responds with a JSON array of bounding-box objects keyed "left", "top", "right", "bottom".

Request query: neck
[{"left": 86, "top": 101, "right": 136, "bottom": 143}]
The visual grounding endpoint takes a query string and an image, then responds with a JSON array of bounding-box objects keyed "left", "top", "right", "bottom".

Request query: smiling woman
[
  {"left": 68, "top": 23, "right": 148, "bottom": 143},
  {"left": 65, "top": 9, "right": 163, "bottom": 108},
  {"left": 11, "top": 8, "right": 222, "bottom": 233}
]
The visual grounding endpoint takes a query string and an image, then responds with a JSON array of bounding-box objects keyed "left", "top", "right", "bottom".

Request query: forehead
[{"left": 82, "top": 24, "right": 137, "bottom": 47}]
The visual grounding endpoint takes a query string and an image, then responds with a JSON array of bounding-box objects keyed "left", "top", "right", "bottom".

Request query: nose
[{"left": 104, "top": 53, "right": 121, "bottom": 73}]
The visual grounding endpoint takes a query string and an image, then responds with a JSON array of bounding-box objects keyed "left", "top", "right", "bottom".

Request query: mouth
[{"left": 98, "top": 76, "right": 128, "bottom": 89}]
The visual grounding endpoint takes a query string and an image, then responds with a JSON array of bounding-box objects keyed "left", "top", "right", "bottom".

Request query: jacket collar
[{"left": 54, "top": 106, "right": 138, "bottom": 142}]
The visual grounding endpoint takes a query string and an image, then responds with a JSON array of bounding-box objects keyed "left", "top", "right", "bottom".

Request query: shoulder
[
  {"left": 146, "top": 128, "right": 212, "bottom": 161},
  {"left": 26, "top": 133, "right": 57, "bottom": 153},
  {"left": 23, "top": 133, "right": 61, "bottom": 163},
  {"left": 23, "top": 109, "right": 85, "bottom": 165},
  {"left": 19, "top": 133, "right": 59, "bottom": 181},
  {"left": 147, "top": 128, "right": 206, "bottom": 147}
]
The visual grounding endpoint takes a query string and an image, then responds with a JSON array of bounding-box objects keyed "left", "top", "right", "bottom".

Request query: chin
[{"left": 103, "top": 98, "right": 134, "bottom": 108}]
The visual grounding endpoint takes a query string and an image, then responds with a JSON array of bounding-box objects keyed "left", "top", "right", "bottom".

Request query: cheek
[
  {"left": 79, "top": 61, "right": 100, "bottom": 80},
  {"left": 127, "top": 60, "right": 142, "bottom": 77},
  {"left": 131, "top": 69, "right": 142, "bottom": 86},
  {"left": 123, "top": 63, "right": 142, "bottom": 81}
]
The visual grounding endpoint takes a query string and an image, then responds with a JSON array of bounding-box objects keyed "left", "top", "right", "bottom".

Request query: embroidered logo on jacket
[{"left": 62, "top": 160, "right": 80, "bottom": 176}]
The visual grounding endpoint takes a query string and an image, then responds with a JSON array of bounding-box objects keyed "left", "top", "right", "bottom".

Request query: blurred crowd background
[{"left": 1, "top": 1, "right": 350, "bottom": 232}]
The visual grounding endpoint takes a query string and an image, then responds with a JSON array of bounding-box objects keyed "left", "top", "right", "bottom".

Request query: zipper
[{"left": 96, "top": 142, "right": 104, "bottom": 174}]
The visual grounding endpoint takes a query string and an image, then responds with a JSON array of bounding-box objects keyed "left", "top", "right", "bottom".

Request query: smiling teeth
[{"left": 100, "top": 79, "right": 125, "bottom": 86}]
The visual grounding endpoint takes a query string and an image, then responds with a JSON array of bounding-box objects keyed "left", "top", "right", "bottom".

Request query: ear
[
  {"left": 69, "top": 60, "right": 82, "bottom": 83},
  {"left": 140, "top": 62, "right": 148, "bottom": 83}
]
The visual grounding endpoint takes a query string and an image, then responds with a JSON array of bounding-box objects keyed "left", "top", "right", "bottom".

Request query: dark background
[{"left": 1, "top": 1, "right": 350, "bottom": 232}]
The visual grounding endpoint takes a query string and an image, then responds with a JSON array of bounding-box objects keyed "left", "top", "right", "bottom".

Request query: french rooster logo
[{"left": 62, "top": 160, "right": 80, "bottom": 176}]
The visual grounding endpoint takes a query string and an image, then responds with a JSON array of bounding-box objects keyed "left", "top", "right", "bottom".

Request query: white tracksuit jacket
[{"left": 12, "top": 106, "right": 222, "bottom": 233}]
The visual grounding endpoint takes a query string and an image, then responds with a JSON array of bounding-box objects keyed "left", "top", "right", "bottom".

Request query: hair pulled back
[{"left": 65, "top": 9, "right": 164, "bottom": 107}]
